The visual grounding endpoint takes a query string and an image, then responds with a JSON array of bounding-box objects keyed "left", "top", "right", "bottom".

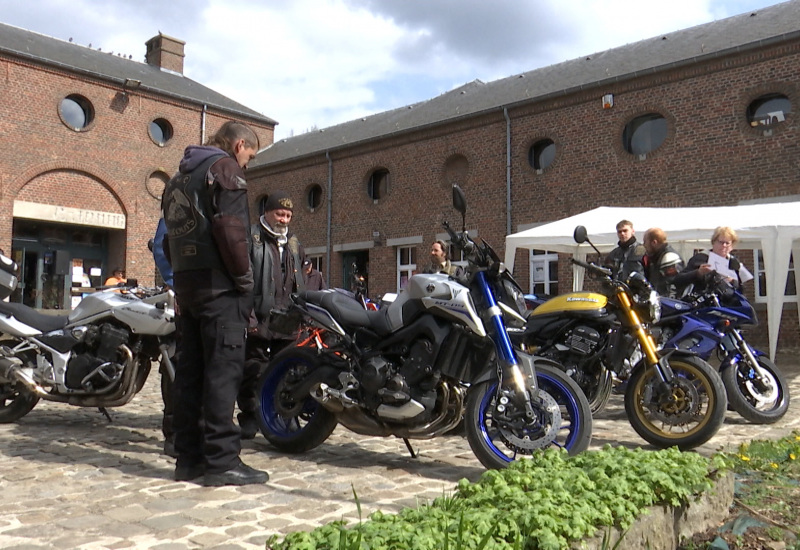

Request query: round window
[
  {"left": 747, "top": 93, "right": 791, "bottom": 127},
  {"left": 59, "top": 94, "right": 95, "bottom": 131},
  {"left": 307, "top": 184, "right": 323, "bottom": 211},
  {"left": 622, "top": 113, "right": 667, "bottom": 156},
  {"left": 528, "top": 139, "right": 556, "bottom": 171},
  {"left": 367, "top": 168, "right": 390, "bottom": 201},
  {"left": 149, "top": 118, "right": 174, "bottom": 146}
]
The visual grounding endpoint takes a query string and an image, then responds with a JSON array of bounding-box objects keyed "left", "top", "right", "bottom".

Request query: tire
[
  {"left": 0, "top": 381, "right": 39, "bottom": 423},
  {"left": 625, "top": 354, "right": 726, "bottom": 450},
  {"left": 256, "top": 346, "right": 337, "bottom": 453},
  {"left": 721, "top": 355, "right": 789, "bottom": 424},
  {"left": 465, "top": 363, "right": 593, "bottom": 470}
]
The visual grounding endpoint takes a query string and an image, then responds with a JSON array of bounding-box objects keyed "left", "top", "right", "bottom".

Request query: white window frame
[
  {"left": 752, "top": 249, "right": 796, "bottom": 304},
  {"left": 397, "top": 245, "right": 417, "bottom": 290},
  {"left": 529, "top": 249, "right": 558, "bottom": 296}
]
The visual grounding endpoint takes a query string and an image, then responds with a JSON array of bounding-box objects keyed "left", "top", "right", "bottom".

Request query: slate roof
[
  {"left": 251, "top": 0, "right": 800, "bottom": 168},
  {"left": 0, "top": 22, "right": 276, "bottom": 124}
]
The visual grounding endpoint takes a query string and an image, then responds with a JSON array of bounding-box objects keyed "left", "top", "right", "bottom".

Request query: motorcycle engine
[
  {"left": 566, "top": 326, "right": 602, "bottom": 355},
  {"left": 65, "top": 324, "right": 130, "bottom": 390},
  {"left": 356, "top": 337, "right": 439, "bottom": 421}
]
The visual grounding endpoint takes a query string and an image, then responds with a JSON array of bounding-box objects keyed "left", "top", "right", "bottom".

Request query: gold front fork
[{"left": 617, "top": 290, "right": 660, "bottom": 365}]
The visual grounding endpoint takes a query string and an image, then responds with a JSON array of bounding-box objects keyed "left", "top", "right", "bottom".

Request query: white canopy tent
[{"left": 503, "top": 203, "right": 800, "bottom": 359}]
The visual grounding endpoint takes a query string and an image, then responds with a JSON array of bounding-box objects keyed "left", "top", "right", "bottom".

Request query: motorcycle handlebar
[{"left": 570, "top": 258, "right": 613, "bottom": 278}]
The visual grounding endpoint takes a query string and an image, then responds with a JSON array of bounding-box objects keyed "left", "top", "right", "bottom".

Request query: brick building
[
  {"left": 247, "top": 0, "right": 799, "bottom": 349},
  {"left": 0, "top": 24, "right": 275, "bottom": 309}
]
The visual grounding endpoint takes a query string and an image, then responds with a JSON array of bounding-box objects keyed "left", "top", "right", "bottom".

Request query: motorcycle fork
[
  {"left": 727, "top": 329, "right": 770, "bottom": 381},
  {"left": 475, "top": 271, "right": 537, "bottom": 418},
  {"left": 617, "top": 290, "right": 673, "bottom": 384}
]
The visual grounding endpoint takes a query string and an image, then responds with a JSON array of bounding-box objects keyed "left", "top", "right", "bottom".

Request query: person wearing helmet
[{"left": 641, "top": 227, "right": 685, "bottom": 297}]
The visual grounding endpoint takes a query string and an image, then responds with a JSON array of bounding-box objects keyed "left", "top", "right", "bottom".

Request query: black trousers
[
  {"left": 172, "top": 289, "right": 251, "bottom": 474},
  {"left": 238, "top": 336, "right": 292, "bottom": 418}
]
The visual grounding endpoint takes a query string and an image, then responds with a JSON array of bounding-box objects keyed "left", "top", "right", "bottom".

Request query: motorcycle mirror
[
  {"left": 573, "top": 226, "right": 588, "bottom": 244},
  {"left": 452, "top": 185, "right": 467, "bottom": 230},
  {"left": 147, "top": 239, "right": 154, "bottom": 252}
]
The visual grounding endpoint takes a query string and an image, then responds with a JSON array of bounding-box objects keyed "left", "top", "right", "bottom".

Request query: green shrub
[{"left": 267, "top": 445, "right": 719, "bottom": 550}]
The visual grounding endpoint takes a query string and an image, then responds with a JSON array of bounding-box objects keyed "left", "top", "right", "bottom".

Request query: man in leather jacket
[
  {"left": 162, "top": 121, "right": 267, "bottom": 487},
  {"left": 237, "top": 190, "right": 306, "bottom": 439},
  {"left": 424, "top": 240, "right": 463, "bottom": 277},
  {"left": 642, "top": 227, "right": 685, "bottom": 298},
  {"left": 603, "top": 220, "right": 645, "bottom": 282}
]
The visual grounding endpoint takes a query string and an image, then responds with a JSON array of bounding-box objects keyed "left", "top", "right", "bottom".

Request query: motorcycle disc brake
[
  {"left": 497, "top": 391, "right": 561, "bottom": 453},
  {"left": 648, "top": 376, "right": 701, "bottom": 425}
]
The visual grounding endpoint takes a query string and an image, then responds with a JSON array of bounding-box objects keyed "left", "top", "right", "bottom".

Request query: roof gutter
[{"left": 326, "top": 150, "right": 333, "bottom": 281}]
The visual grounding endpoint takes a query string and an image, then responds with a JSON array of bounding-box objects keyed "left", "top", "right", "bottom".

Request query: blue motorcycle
[{"left": 656, "top": 275, "right": 789, "bottom": 424}]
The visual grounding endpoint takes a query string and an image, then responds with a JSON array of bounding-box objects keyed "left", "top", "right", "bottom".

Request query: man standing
[
  {"left": 162, "top": 121, "right": 267, "bottom": 486},
  {"left": 603, "top": 220, "right": 644, "bottom": 282},
  {"left": 237, "top": 190, "right": 306, "bottom": 439},
  {"left": 642, "top": 227, "right": 685, "bottom": 298},
  {"left": 424, "top": 240, "right": 463, "bottom": 277},
  {"left": 303, "top": 259, "right": 327, "bottom": 291}
]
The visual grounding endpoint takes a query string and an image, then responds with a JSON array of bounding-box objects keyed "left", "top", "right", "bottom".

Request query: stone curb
[{"left": 573, "top": 471, "right": 734, "bottom": 550}]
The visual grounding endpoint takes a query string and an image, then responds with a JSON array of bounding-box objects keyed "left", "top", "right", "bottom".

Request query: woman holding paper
[{"left": 678, "top": 226, "right": 754, "bottom": 293}]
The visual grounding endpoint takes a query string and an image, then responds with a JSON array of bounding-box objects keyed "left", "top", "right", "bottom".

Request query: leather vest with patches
[{"left": 162, "top": 154, "right": 226, "bottom": 273}]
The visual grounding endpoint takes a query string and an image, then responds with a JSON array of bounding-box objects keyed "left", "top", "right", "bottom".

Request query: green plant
[{"left": 267, "top": 445, "right": 719, "bottom": 550}]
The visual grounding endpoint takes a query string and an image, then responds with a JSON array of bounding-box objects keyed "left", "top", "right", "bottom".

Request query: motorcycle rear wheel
[
  {"left": 256, "top": 347, "right": 337, "bottom": 453},
  {"left": 0, "top": 381, "right": 39, "bottom": 423},
  {"left": 465, "top": 363, "right": 592, "bottom": 470},
  {"left": 625, "top": 354, "right": 726, "bottom": 450},
  {"left": 721, "top": 355, "right": 789, "bottom": 424}
]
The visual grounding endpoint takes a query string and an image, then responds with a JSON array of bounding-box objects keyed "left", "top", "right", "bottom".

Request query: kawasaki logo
[{"left": 566, "top": 297, "right": 600, "bottom": 303}]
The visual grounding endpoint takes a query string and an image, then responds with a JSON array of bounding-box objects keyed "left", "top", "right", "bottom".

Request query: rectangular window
[
  {"left": 753, "top": 250, "right": 796, "bottom": 303},
  {"left": 307, "top": 255, "right": 322, "bottom": 271},
  {"left": 397, "top": 246, "right": 417, "bottom": 290},
  {"left": 530, "top": 249, "right": 558, "bottom": 297}
]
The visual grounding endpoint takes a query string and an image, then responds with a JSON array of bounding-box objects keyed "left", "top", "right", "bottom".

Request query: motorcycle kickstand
[
  {"left": 402, "top": 438, "right": 418, "bottom": 458},
  {"left": 98, "top": 407, "right": 112, "bottom": 422}
]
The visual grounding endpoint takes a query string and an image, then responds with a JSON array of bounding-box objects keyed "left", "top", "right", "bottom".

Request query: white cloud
[{"left": 0, "top": 0, "right": 785, "bottom": 139}]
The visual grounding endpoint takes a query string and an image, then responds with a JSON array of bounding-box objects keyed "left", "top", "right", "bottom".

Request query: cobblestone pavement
[{"left": 1, "top": 352, "right": 799, "bottom": 549}]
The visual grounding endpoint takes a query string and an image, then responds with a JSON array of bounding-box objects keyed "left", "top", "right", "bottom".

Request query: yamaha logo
[{"left": 426, "top": 284, "right": 436, "bottom": 293}]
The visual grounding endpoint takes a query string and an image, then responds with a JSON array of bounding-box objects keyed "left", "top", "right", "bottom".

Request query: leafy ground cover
[
  {"left": 679, "top": 431, "right": 800, "bottom": 550},
  {"left": 267, "top": 445, "right": 720, "bottom": 550}
]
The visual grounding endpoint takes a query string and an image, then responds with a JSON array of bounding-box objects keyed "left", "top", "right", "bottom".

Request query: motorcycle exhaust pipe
[
  {"left": 0, "top": 358, "right": 47, "bottom": 396},
  {"left": 311, "top": 382, "right": 358, "bottom": 412}
]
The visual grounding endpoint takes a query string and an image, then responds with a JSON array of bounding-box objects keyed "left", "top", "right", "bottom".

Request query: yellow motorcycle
[{"left": 509, "top": 226, "right": 727, "bottom": 451}]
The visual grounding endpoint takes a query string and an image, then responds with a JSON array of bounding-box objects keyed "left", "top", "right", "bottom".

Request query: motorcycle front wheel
[
  {"left": 625, "top": 354, "right": 726, "bottom": 450},
  {"left": 721, "top": 355, "right": 789, "bottom": 424},
  {"left": 256, "top": 347, "right": 338, "bottom": 453},
  {"left": 465, "top": 363, "right": 592, "bottom": 470}
]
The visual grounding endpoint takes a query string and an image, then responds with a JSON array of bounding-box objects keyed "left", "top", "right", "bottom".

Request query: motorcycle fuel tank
[{"left": 530, "top": 292, "right": 608, "bottom": 317}]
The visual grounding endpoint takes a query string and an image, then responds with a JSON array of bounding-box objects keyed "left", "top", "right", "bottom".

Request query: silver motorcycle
[{"left": 0, "top": 275, "right": 176, "bottom": 423}]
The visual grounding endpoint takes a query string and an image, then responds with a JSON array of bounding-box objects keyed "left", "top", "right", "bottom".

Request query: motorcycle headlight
[
  {"left": 647, "top": 290, "right": 661, "bottom": 323},
  {"left": 502, "top": 278, "right": 528, "bottom": 317}
]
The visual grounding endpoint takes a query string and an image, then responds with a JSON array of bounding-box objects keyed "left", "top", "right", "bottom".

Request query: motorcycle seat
[
  {"left": 300, "top": 290, "right": 392, "bottom": 335},
  {"left": 0, "top": 301, "right": 70, "bottom": 333}
]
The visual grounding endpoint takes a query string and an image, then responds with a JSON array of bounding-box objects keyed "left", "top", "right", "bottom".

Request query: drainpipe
[
  {"left": 326, "top": 151, "right": 333, "bottom": 282},
  {"left": 504, "top": 107, "right": 512, "bottom": 236},
  {"left": 200, "top": 104, "right": 207, "bottom": 143}
]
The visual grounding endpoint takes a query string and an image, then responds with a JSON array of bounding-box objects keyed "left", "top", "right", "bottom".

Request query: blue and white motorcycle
[
  {"left": 255, "top": 185, "right": 592, "bottom": 469},
  {"left": 656, "top": 274, "right": 790, "bottom": 424}
]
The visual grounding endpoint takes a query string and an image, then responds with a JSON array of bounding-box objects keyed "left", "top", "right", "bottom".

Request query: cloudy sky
[{"left": 1, "top": 0, "right": 785, "bottom": 140}]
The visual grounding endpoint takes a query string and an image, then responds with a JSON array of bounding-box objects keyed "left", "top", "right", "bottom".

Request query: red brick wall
[{"left": 0, "top": 54, "right": 274, "bottom": 284}]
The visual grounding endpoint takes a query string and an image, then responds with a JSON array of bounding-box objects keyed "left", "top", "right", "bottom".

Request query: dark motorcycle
[
  {"left": 510, "top": 226, "right": 727, "bottom": 451},
  {"left": 255, "top": 185, "right": 592, "bottom": 469},
  {"left": 656, "top": 274, "right": 789, "bottom": 423}
]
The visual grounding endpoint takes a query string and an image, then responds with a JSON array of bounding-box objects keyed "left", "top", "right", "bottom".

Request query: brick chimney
[{"left": 145, "top": 33, "right": 185, "bottom": 74}]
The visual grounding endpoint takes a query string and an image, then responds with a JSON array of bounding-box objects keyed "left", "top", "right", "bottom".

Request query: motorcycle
[
  {"left": 656, "top": 274, "right": 789, "bottom": 424},
  {"left": 510, "top": 226, "right": 727, "bottom": 451},
  {"left": 255, "top": 185, "right": 593, "bottom": 469},
  {"left": 0, "top": 277, "right": 176, "bottom": 423}
]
